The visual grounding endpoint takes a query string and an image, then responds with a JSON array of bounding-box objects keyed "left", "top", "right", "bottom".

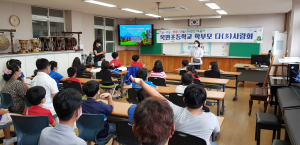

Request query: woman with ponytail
[
  {"left": 1, "top": 64, "right": 27, "bottom": 113},
  {"left": 149, "top": 60, "right": 167, "bottom": 79},
  {"left": 187, "top": 65, "right": 200, "bottom": 79},
  {"left": 6, "top": 59, "right": 28, "bottom": 90}
]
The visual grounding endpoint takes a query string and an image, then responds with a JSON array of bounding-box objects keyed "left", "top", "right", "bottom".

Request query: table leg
[
  {"left": 274, "top": 93, "right": 278, "bottom": 115},
  {"left": 119, "top": 74, "right": 127, "bottom": 98},
  {"left": 233, "top": 75, "right": 238, "bottom": 101},
  {"left": 220, "top": 85, "right": 225, "bottom": 115},
  {"left": 217, "top": 99, "right": 220, "bottom": 116}
]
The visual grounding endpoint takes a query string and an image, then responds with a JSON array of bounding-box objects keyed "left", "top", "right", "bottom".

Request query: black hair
[
  {"left": 67, "top": 67, "right": 77, "bottom": 77},
  {"left": 26, "top": 86, "right": 46, "bottom": 105},
  {"left": 135, "top": 68, "right": 148, "bottom": 81},
  {"left": 72, "top": 57, "right": 81, "bottom": 68},
  {"left": 132, "top": 55, "right": 139, "bottom": 62},
  {"left": 99, "top": 54, "right": 105, "bottom": 61},
  {"left": 101, "top": 60, "right": 109, "bottom": 69},
  {"left": 93, "top": 39, "right": 102, "bottom": 47},
  {"left": 112, "top": 52, "right": 118, "bottom": 59},
  {"left": 82, "top": 80, "right": 99, "bottom": 97},
  {"left": 186, "top": 65, "right": 199, "bottom": 78},
  {"left": 211, "top": 63, "right": 220, "bottom": 72},
  {"left": 137, "top": 89, "right": 150, "bottom": 102},
  {"left": 182, "top": 60, "right": 189, "bottom": 67},
  {"left": 194, "top": 40, "right": 200, "bottom": 47},
  {"left": 49, "top": 61, "right": 57, "bottom": 71},
  {"left": 152, "top": 60, "right": 164, "bottom": 72},
  {"left": 7, "top": 59, "right": 21, "bottom": 68},
  {"left": 53, "top": 88, "right": 82, "bottom": 121},
  {"left": 32, "top": 69, "right": 38, "bottom": 77},
  {"left": 210, "top": 61, "right": 217, "bottom": 66},
  {"left": 3, "top": 64, "right": 19, "bottom": 82},
  {"left": 36, "top": 58, "right": 49, "bottom": 70},
  {"left": 184, "top": 84, "right": 207, "bottom": 109},
  {"left": 181, "top": 73, "right": 193, "bottom": 85}
]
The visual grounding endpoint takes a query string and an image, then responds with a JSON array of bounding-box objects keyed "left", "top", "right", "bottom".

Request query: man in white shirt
[
  {"left": 31, "top": 58, "right": 59, "bottom": 119},
  {"left": 175, "top": 73, "right": 193, "bottom": 94},
  {"left": 130, "top": 76, "right": 219, "bottom": 145}
]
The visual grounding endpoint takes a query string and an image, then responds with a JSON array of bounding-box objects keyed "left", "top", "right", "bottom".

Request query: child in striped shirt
[{"left": 149, "top": 60, "right": 166, "bottom": 79}]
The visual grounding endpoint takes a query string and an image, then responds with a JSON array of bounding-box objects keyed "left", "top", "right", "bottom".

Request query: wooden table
[
  {"left": 98, "top": 99, "right": 224, "bottom": 127},
  {"left": 166, "top": 74, "right": 229, "bottom": 85},
  {"left": 123, "top": 85, "right": 225, "bottom": 116},
  {"left": 26, "top": 77, "right": 102, "bottom": 84}
]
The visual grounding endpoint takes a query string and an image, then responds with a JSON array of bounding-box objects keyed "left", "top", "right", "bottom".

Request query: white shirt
[
  {"left": 189, "top": 47, "right": 203, "bottom": 65},
  {"left": 167, "top": 100, "right": 220, "bottom": 145},
  {"left": 175, "top": 85, "right": 187, "bottom": 94},
  {"left": 30, "top": 72, "right": 59, "bottom": 115}
]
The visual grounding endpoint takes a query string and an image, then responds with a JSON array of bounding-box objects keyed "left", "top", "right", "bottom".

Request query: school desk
[
  {"left": 123, "top": 85, "right": 225, "bottom": 116},
  {"left": 26, "top": 77, "right": 102, "bottom": 84},
  {"left": 175, "top": 69, "right": 242, "bottom": 100},
  {"left": 98, "top": 99, "right": 224, "bottom": 128}
]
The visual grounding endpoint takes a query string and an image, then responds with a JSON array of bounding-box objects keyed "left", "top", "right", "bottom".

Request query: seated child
[
  {"left": 187, "top": 65, "right": 200, "bottom": 79},
  {"left": 49, "top": 61, "right": 68, "bottom": 88},
  {"left": 66, "top": 67, "right": 82, "bottom": 88},
  {"left": 0, "top": 109, "right": 17, "bottom": 145},
  {"left": 132, "top": 68, "right": 157, "bottom": 90},
  {"left": 178, "top": 60, "right": 189, "bottom": 73},
  {"left": 207, "top": 61, "right": 223, "bottom": 72},
  {"left": 98, "top": 54, "right": 105, "bottom": 68},
  {"left": 99, "top": 61, "right": 121, "bottom": 97},
  {"left": 131, "top": 55, "right": 143, "bottom": 68},
  {"left": 82, "top": 80, "right": 117, "bottom": 145},
  {"left": 128, "top": 89, "right": 150, "bottom": 123},
  {"left": 109, "top": 52, "right": 121, "bottom": 68},
  {"left": 23, "top": 86, "right": 56, "bottom": 127},
  {"left": 149, "top": 60, "right": 166, "bottom": 79}
]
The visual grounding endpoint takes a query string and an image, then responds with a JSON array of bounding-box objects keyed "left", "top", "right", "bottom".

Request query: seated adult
[
  {"left": 39, "top": 88, "right": 86, "bottom": 145},
  {"left": 6, "top": 59, "right": 29, "bottom": 89},
  {"left": 1, "top": 64, "right": 27, "bottom": 114},
  {"left": 130, "top": 76, "right": 220, "bottom": 145},
  {"left": 72, "top": 57, "right": 91, "bottom": 78},
  {"left": 49, "top": 61, "right": 68, "bottom": 89},
  {"left": 30, "top": 58, "right": 59, "bottom": 120},
  {"left": 133, "top": 97, "right": 175, "bottom": 145}
]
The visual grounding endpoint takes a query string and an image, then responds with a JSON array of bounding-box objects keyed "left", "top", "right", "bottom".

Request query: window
[
  {"left": 94, "top": 16, "right": 115, "bottom": 53},
  {"left": 31, "top": 6, "right": 65, "bottom": 38}
]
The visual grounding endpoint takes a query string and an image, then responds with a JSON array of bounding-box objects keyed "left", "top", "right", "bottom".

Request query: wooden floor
[{"left": 0, "top": 72, "right": 285, "bottom": 145}]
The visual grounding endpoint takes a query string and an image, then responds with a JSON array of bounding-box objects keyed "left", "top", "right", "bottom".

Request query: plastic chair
[
  {"left": 148, "top": 77, "right": 166, "bottom": 86},
  {"left": 77, "top": 114, "right": 115, "bottom": 145},
  {"left": 24, "top": 95, "right": 32, "bottom": 108},
  {"left": 0, "top": 93, "right": 13, "bottom": 109},
  {"left": 115, "top": 121, "right": 140, "bottom": 145},
  {"left": 169, "top": 93, "right": 186, "bottom": 107},
  {"left": 97, "top": 72, "right": 119, "bottom": 96},
  {"left": 179, "top": 70, "right": 187, "bottom": 75},
  {"left": 11, "top": 115, "right": 49, "bottom": 145},
  {"left": 63, "top": 81, "right": 83, "bottom": 94},
  {"left": 126, "top": 88, "right": 139, "bottom": 104},
  {"left": 169, "top": 131, "right": 207, "bottom": 145}
]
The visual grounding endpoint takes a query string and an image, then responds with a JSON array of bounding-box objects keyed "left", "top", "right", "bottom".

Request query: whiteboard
[{"left": 162, "top": 42, "right": 229, "bottom": 56}]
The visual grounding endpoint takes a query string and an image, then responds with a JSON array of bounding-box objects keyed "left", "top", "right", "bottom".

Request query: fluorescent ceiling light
[
  {"left": 84, "top": 0, "right": 117, "bottom": 7},
  {"left": 121, "top": 8, "right": 143, "bottom": 13},
  {"left": 216, "top": 10, "right": 228, "bottom": 14},
  {"left": 145, "top": 14, "right": 161, "bottom": 18},
  {"left": 205, "top": 3, "right": 220, "bottom": 9},
  {"left": 164, "top": 15, "right": 221, "bottom": 20}
]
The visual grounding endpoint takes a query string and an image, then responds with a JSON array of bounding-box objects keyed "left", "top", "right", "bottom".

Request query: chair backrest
[
  {"left": 204, "top": 70, "right": 220, "bottom": 78},
  {"left": 116, "top": 121, "right": 140, "bottom": 145},
  {"left": 62, "top": 81, "right": 82, "bottom": 94},
  {"left": 179, "top": 70, "right": 187, "bottom": 76},
  {"left": 76, "top": 114, "right": 105, "bottom": 141},
  {"left": 193, "top": 79, "right": 201, "bottom": 85},
  {"left": 24, "top": 95, "right": 32, "bottom": 108},
  {"left": 11, "top": 115, "right": 49, "bottom": 145},
  {"left": 169, "top": 131, "right": 207, "bottom": 145},
  {"left": 0, "top": 93, "right": 13, "bottom": 109},
  {"left": 96, "top": 71, "right": 113, "bottom": 84},
  {"left": 148, "top": 77, "right": 166, "bottom": 86},
  {"left": 169, "top": 93, "right": 186, "bottom": 107},
  {"left": 127, "top": 88, "right": 138, "bottom": 104}
]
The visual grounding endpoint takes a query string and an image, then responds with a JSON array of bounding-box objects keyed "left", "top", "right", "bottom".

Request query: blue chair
[
  {"left": 11, "top": 115, "right": 49, "bottom": 145},
  {"left": 0, "top": 93, "right": 13, "bottom": 109},
  {"left": 76, "top": 114, "right": 115, "bottom": 145}
]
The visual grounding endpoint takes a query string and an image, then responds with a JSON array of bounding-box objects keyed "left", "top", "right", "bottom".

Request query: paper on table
[
  {"left": 91, "top": 68, "right": 101, "bottom": 72},
  {"left": 272, "top": 77, "right": 283, "bottom": 79}
]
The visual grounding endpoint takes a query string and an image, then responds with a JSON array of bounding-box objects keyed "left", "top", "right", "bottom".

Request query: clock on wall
[{"left": 9, "top": 15, "right": 20, "bottom": 27}]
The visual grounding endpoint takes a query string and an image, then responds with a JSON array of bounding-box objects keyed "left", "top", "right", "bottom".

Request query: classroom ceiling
[{"left": 5, "top": 0, "right": 292, "bottom": 19}]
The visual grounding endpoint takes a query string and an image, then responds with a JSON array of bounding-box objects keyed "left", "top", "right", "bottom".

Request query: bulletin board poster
[{"left": 157, "top": 27, "right": 264, "bottom": 43}]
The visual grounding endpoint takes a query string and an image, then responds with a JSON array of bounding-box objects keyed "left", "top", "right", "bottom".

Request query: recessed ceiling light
[
  {"left": 84, "top": 0, "right": 117, "bottom": 7},
  {"left": 216, "top": 10, "right": 228, "bottom": 14},
  {"left": 145, "top": 14, "right": 161, "bottom": 18},
  {"left": 205, "top": 3, "right": 220, "bottom": 9},
  {"left": 121, "top": 8, "right": 143, "bottom": 13}
]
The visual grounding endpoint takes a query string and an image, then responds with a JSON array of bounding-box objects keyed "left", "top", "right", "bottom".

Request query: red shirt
[
  {"left": 23, "top": 106, "right": 54, "bottom": 125},
  {"left": 191, "top": 72, "right": 200, "bottom": 79},
  {"left": 66, "top": 77, "right": 82, "bottom": 88},
  {"left": 109, "top": 60, "right": 122, "bottom": 67},
  {"left": 131, "top": 61, "right": 143, "bottom": 68}
]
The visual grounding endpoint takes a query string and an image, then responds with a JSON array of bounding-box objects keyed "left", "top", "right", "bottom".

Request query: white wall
[
  {"left": 288, "top": 0, "right": 300, "bottom": 57},
  {"left": 0, "top": 1, "right": 33, "bottom": 53},
  {"left": 124, "top": 14, "right": 286, "bottom": 54}
]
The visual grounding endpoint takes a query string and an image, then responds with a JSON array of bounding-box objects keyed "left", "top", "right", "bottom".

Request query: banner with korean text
[{"left": 156, "top": 27, "right": 264, "bottom": 43}]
